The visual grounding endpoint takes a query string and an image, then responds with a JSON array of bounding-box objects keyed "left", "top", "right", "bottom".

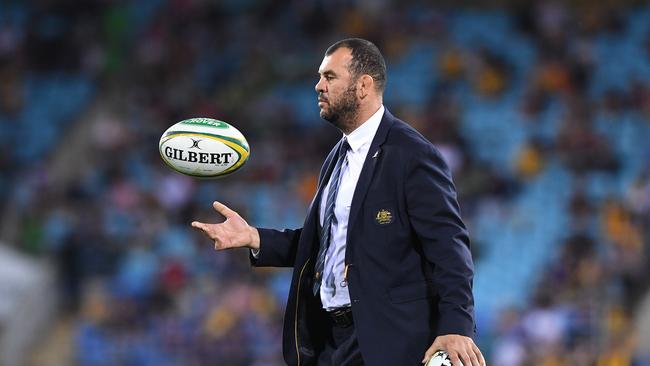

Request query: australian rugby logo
[{"left": 375, "top": 209, "right": 393, "bottom": 225}]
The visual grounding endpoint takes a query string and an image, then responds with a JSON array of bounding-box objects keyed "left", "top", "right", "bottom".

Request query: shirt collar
[{"left": 344, "top": 105, "right": 385, "bottom": 153}]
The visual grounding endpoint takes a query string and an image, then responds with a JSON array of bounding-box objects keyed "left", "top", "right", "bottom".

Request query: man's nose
[{"left": 315, "top": 78, "right": 326, "bottom": 93}]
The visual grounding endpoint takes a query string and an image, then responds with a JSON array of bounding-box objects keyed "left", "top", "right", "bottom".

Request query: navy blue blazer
[{"left": 253, "top": 109, "right": 475, "bottom": 366}]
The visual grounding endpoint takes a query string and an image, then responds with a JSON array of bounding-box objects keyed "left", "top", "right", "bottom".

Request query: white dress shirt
[{"left": 319, "top": 105, "right": 385, "bottom": 310}]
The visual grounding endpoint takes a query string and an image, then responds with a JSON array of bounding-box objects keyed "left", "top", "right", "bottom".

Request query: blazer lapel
[
  {"left": 346, "top": 109, "right": 395, "bottom": 242},
  {"left": 304, "top": 139, "right": 342, "bottom": 235}
]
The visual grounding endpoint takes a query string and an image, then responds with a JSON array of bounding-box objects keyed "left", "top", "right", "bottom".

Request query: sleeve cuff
[{"left": 436, "top": 311, "right": 476, "bottom": 338}]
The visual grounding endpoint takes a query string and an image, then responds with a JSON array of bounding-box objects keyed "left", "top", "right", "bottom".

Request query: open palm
[{"left": 191, "top": 201, "right": 259, "bottom": 251}]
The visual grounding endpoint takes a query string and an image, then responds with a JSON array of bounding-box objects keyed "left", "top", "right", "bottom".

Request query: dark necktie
[{"left": 313, "top": 138, "right": 350, "bottom": 295}]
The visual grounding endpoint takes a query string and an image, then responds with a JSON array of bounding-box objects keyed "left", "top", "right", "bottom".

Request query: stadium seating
[{"left": 0, "top": 2, "right": 648, "bottom": 365}]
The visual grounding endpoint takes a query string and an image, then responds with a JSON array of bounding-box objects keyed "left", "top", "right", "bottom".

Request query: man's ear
[{"left": 358, "top": 75, "right": 374, "bottom": 99}]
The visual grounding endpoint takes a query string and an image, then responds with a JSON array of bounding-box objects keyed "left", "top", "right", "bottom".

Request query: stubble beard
[{"left": 320, "top": 84, "right": 360, "bottom": 133}]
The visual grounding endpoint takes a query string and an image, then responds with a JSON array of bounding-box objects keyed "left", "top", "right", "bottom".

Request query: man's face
[{"left": 315, "top": 47, "right": 360, "bottom": 127}]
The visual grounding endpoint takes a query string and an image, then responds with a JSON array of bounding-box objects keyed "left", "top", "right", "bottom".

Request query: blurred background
[{"left": 0, "top": 0, "right": 649, "bottom": 365}]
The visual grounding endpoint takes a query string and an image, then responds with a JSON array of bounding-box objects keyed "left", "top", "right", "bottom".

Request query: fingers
[
  {"left": 422, "top": 337, "right": 444, "bottom": 364},
  {"left": 473, "top": 343, "right": 486, "bottom": 366},
  {"left": 192, "top": 202, "right": 252, "bottom": 250},
  {"left": 450, "top": 349, "right": 483, "bottom": 366},
  {"left": 424, "top": 335, "right": 485, "bottom": 366},
  {"left": 213, "top": 201, "right": 236, "bottom": 218},
  {"left": 191, "top": 221, "right": 213, "bottom": 238},
  {"left": 454, "top": 347, "right": 484, "bottom": 366},
  {"left": 421, "top": 346, "right": 435, "bottom": 364},
  {"left": 457, "top": 350, "right": 475, "bottom": 366},
  {"left": 191, "top": 221, "right": 216, "bottom": 240},
  {"left": 191, "top": 221, "right": 228, "bottom": 250},
  {"left": 450, "top": 352, "right": 463, "bottom": 366},
  {"left": 191, "top": 221, "right": 206, "bottom": 230}
]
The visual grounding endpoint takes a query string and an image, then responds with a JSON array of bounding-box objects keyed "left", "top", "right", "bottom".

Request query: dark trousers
[{"left": 316, "top": 318, "right": 365, "bottom": 366}]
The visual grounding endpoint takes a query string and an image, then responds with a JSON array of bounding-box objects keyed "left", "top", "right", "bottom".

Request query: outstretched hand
[
  {"left": 191, "top": 201, "right": 260, "bottom": 251},
  {"left": 422, "top": 334, "right": 485, "bottom": 366}
]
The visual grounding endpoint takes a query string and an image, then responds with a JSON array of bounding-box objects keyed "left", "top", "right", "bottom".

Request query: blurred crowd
[{"left": 1, "top": 0, "right": 650, "bottom": 365}]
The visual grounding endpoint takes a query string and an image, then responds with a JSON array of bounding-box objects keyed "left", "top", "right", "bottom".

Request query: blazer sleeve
[
  {"left": 250, "top": 228, "right": 302, "bottom": 268},
  {"left": 405, "top": 146, "right": 476, "bottom": 337}
]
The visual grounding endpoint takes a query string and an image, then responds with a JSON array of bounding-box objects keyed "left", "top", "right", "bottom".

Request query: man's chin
[{"left": 320, "top": 110, "right": 332, "bottom": 121}]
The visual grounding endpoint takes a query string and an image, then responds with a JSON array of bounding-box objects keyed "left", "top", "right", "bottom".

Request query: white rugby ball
[
  {"left": 159, "top": 118, "right": 250, "bottom": 178},
  {"left": 427, "top": 350, "right": 464, "bottom": 366}
]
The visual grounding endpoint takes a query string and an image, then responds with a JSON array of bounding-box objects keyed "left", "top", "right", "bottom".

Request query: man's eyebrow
[{"left": 319, "top": 70, "right": 337, "bottom": 77}]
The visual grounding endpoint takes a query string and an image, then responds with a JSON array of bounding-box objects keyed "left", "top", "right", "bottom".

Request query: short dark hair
[{"left": 325, "top": 38, "right": 387, "bottom": 93}]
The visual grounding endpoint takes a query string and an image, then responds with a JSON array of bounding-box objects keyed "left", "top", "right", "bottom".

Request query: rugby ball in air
[
  {"left": 427, "top": 350, "right": 464, "bottom": 366},
  {"left": 159, "top": 118, "right": 250, "bottom": 178}
]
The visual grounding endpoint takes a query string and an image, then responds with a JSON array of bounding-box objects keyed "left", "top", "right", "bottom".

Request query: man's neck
[{"left": 340, "top": 99, "right": 382, "bottom": 135}]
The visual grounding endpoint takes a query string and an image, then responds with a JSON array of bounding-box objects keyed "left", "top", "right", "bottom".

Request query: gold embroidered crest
[{"left": 375, "top": 209, "right": 393, "bottom": 225}]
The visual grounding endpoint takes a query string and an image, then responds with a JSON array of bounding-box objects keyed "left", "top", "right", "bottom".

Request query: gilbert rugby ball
[
  {"left": 427, "top": 350, "right": 464, "bottom": 366},
  {"left": 159, "top": 118, "right": 250, "bottom": 178}
]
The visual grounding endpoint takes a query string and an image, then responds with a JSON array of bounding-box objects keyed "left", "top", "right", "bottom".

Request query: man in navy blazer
[{"left": 192, "top": 38, "right": 485, "bottom": 366}]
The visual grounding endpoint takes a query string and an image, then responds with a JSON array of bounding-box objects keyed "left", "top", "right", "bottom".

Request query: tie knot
[{"left": 339, "top": 138, "right": 350, "bottom": 158}]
